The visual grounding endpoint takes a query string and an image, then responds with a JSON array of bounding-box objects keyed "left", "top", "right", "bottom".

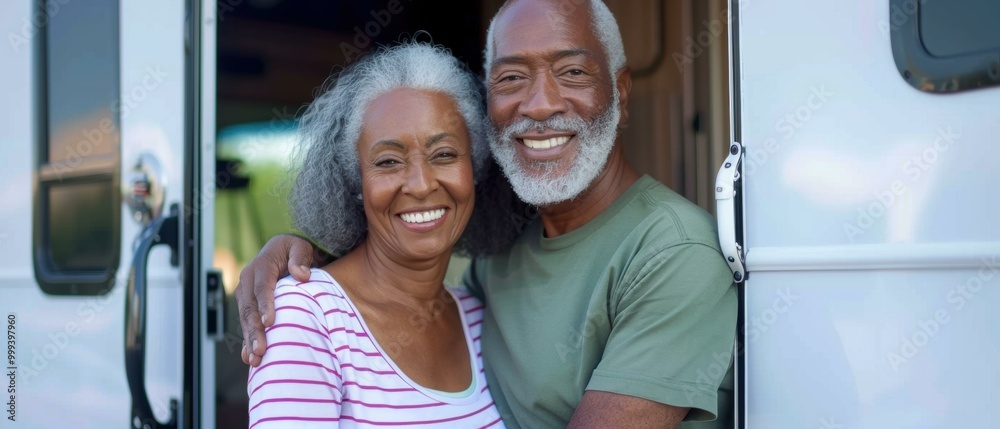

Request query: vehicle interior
[{"left": 212, "top": 0, "right": 731, "bottom": 426}]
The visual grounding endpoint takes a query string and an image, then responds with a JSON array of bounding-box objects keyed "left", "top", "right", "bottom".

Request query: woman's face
[{"left": 356, "top": 88, "right": 475, "bottom": 262}]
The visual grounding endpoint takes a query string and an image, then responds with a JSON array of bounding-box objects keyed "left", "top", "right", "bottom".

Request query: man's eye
[
  {"left": 375, "top": 159, "right": 400, "bottom": 167},
  {"left": 566, "top": 69, "right": 585, "bottom": 76},
  {"left": 499, "top": 75, "right": 521, "bottom": 82}
]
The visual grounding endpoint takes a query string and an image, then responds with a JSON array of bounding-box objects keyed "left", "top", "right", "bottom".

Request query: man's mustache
[{"left": 498, "top": 116, "right": 589, "bottom": 140}]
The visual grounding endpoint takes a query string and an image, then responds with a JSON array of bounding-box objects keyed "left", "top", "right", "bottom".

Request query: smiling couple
[{"left": 241, "top": 1, "right": 737, "bottom": 428}]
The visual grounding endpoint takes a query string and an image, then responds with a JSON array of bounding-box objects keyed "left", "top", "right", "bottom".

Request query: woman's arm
[{"left": 247, "top": 280, "right": 342, "bottom": 428}]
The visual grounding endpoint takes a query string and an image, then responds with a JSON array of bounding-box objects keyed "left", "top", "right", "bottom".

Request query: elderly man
[{"left": 236, "top": 0, "right": 737, "bottom": 427}]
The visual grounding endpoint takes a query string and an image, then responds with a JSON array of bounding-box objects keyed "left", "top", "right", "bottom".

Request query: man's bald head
[{"left": 484, "top": 0, "right": 627, "bottom": 77}]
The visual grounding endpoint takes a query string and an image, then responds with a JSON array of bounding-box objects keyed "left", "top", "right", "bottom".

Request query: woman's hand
[{"left": 236, "top": 234, "right": 316, "bottom": 366}]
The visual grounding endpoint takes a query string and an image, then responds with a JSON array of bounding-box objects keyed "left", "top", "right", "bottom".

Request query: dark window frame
[
  {"left": 889, "top": 0, "right": 1000, "bottom": 94},
  {"left": 32, "top": 0, "right": 121, "bottom": 296}
]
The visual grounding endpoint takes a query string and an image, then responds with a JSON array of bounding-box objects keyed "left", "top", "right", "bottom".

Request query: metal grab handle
[
  {"left": 125, "top": 205, "right": 179, "bottom": 429},
  {"left": 715, "top": 142, "right": 746, "bottom": 283}
]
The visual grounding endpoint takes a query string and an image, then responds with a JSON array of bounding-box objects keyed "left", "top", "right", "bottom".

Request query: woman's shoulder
[{"left": 273, "top": 269, "right": 353, "bottom": 318}]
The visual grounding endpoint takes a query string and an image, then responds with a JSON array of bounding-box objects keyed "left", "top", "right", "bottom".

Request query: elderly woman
[{"left": 247, "top": 42, "right": 517, "bottom": 428}]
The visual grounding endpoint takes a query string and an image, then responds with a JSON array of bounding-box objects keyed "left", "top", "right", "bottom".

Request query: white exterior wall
[{"left": 737, "top": 0, "right": 1000, "bottom": 428}]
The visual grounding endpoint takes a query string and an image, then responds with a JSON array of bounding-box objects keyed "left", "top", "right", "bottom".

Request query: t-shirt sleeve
[
  {"left": 248, "top": 282, "right": 343, "bottom": 428},
  {"left": 586, "top": 243, "right": 737, "bottom": 421},
  {"left": 460, "top": 257, "right": 487, "bottom": 303}
]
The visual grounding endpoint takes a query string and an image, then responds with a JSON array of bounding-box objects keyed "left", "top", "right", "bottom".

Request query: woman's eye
[
  {"left": 499, "top": 75, "right": 521, "bottom": 82},
  {"left": 375, "top": 159, "right": 400, "bottom": 167},
  {"left": 434, "top": 152, "right": 457, "bottom": 160}
]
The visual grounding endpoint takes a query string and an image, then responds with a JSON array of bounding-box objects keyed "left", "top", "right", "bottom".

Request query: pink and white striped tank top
[{"left": 248, "top": 268, "right": 504, "bottom": 428}]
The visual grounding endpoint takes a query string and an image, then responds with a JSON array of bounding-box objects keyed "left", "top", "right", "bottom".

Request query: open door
[
  {"left": 0, "top": 0, "right": 216, "bottom": 426},
  {"left": 720, "top": 0, "right": 1000, "bottom": 427}
]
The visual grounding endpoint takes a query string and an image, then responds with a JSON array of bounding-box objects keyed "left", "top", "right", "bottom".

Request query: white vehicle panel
[
  {"left": 738, "top": 0, "right": 1000, "bottom": 428},
  {"left": 739, "top": 0, "right": 1000, "bottom": 247},
  {"left": 745, "top": 269, "right": 1000, "bottom": 428},
  {"left": 0, "top": 0, "right": 189, "bottom": 426}
]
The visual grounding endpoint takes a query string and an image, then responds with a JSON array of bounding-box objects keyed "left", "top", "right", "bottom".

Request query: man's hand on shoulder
[
  {"left": 236, "top": 234, "right": 317, "bottom": 366},
  {"left": 568, "top": 390, "right": 688, "bottom": 429}
]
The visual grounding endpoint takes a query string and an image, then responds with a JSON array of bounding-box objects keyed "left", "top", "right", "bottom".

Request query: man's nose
[
  {"left": 518, "top": 72, "right": 568, "bottom": 122},
  {"left": 402, "top": 160, "right": 437, "bottom": 199}
]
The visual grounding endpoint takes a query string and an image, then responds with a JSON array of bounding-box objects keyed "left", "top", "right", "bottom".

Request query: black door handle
[{"left": 125, "top": 205, "right": 179, "bottom": 429}]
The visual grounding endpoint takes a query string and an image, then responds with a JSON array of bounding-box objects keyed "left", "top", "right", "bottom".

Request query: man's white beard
[{"left": 488, "top": 91, "right": 621, "bottom": 207}]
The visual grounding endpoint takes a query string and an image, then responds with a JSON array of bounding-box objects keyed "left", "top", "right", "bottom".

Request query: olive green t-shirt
[{"left": 463, "top": 175, "right": 737, "bottom": 428}]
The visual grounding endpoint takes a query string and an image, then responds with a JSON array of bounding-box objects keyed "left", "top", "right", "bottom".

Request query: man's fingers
[
  {"left": 288, "top": 238, "right": 315, "bottom": 282},
  {"left": 253, "top": 255, "right": 279, "bottom": 330},
  {"left": 236, "top": 267, "right": 261, "bottom": 366},
  {"left": 238, "top": 297, "right": 265, "bottom": 367}
]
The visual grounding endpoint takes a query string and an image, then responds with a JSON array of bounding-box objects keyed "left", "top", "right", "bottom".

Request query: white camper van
[{"left": 1, "top": 0, "right": 997, "bottom": 428}]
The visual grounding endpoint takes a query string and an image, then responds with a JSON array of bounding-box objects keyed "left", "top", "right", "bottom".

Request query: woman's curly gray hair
[{"left": 290, "top": 42, "right": 528, "bottom": 258}]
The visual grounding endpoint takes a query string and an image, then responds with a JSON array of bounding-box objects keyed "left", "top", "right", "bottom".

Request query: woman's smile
[{"left": 397, "top": 207, "right": 450, "bottom": 232}]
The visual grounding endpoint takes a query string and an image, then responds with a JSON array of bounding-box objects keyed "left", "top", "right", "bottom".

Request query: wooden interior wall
[{"left": 610, "top": 0, "right": 731, "bottom": 214}]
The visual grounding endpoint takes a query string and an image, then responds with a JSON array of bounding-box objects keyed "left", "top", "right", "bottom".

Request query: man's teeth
[
  {"left": 400, "top": 209, "right": 446, "bottom": 224},
  {"left": 522, "top": 136, "right": 570, "bottom": 149}
]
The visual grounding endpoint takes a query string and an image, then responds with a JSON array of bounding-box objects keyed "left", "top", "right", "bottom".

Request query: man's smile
[
  {"left": 515, "top": 132, "right": 578, "bottom": 160},
  {"left": 521, "top": 135, "right": 571, "bottom": 149}
]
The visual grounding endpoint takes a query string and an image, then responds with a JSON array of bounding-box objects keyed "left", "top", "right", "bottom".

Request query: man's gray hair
[
  {"left": 483, "top": 0, "right": 627, "bottom": 76},
  {"left": 290, "top": 42, "right": 515, "bottom": 257}
]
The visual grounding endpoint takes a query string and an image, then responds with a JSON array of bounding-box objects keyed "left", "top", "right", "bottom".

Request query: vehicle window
[
  {"left": 33, "top": 0, "right": 121, "bottom": 295},
  {"left": 919, "top": 0, "right": 1000, "bottom": 58},
  {"left": 890, "top": 0, "right": 1000, "bottom": 93}
]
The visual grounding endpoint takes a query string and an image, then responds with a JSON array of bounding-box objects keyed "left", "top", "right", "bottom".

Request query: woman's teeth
[
  {"left": 400, "top": 209, "right": 446, "bottom": 224},
  {"left": 522, "top": 136, "right": 570, "bottom": 149}
]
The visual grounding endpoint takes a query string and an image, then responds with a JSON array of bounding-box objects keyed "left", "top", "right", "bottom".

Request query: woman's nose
[{"left": 402, "top": 160, "right": 438, "bottom": 198}]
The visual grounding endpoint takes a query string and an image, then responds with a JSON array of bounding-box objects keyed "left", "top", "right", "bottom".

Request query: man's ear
[{"left": 615, "top": 67, "right": 632, "bottom": 126}]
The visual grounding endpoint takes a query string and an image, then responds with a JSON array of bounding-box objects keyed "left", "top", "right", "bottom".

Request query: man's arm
[
  {"left": 236, "top": 234, "right": 323, "bottom": 366},
  {"left": 573, "top": 243, "right": 738, "bottom": 426},
  {"left": 568, "top": 391, "right": 688, "bottom": 429}
]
